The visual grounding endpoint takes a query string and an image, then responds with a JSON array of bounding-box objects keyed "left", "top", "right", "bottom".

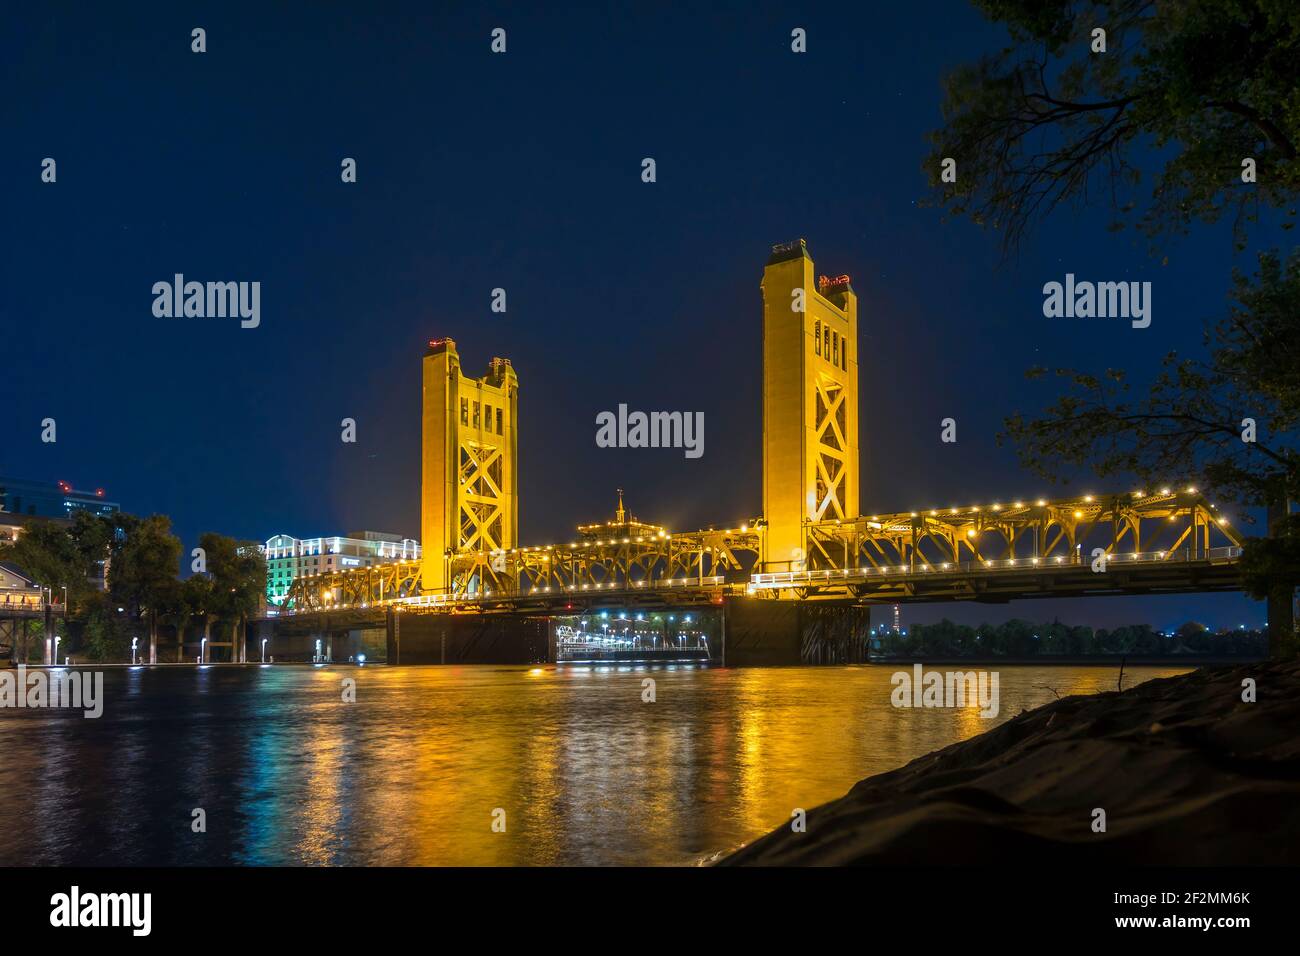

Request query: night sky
[{"left": 3, "top": 2, "right": 1280, "bottom": 630}]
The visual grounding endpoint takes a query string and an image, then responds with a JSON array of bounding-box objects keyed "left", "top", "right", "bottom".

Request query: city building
[
  {"left": 0, "top": 477, "right": 119, "bottom": 590},
  {"left": 0, "top": 476, "right": 120, "bottom": 521},
  {"left": 264, "top": 531, "right": 420, "bottom": 605}
]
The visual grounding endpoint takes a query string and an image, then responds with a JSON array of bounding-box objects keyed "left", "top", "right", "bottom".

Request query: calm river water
[{"left": 0, "top": 663, "right": 1187, "bottom": 865}]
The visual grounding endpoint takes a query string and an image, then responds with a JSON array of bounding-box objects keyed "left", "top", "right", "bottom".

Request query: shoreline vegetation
[
  {"left": 719, "top": 659, "right": 1300, "bottom": 866},
  {"left": 873, "top": 618, "right": 1266, "bottom": 660}
]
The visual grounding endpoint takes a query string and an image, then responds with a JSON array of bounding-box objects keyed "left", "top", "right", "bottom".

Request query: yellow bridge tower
[
  {"left": 761, "top": 239, "right": 859, "bottom": 571},
  {"left": 421, "top": 338, "right": 519, "bottom": 592}
]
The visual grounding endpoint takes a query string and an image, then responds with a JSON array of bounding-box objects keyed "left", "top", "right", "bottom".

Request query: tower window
[
  {"left": 842, "top": 338, "right": 848, "bottom": 370},
  {"left": 473, "top": 401, "right": 480, "bottom": 428},
  {"left": 460, "top": 398, "right": 468, "bottom": 425},
  {"left": 814, "top": 320, "right": 821, "bottom": 356},
  {"left": 823, "top": 326, "right": 830, "bottom": 360},
  {"left": 496, "top": 407, "right": 503, "bottom": 434},
  {"left": 832, "top": 331, "right": 839, "bottom": 366}
]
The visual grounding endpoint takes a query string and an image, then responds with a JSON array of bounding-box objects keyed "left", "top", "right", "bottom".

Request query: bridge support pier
[
  {"left": 385, "top": 610, "right": 400, "bottom": 664},
  {"left": 387, "top": 612, "right": 546, "bottom": 665},
  {"left": 722, "top": 596, "right": 869, "bottom": 666}
]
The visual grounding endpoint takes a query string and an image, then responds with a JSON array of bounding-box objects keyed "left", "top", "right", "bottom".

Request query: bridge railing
[{"left": 749, "top": 545, "right": 1243, "bottom": 589}]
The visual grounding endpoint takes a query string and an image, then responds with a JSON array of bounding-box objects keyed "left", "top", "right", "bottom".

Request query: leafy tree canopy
[{"left": 926, "top": 0, "right": 1300, "bottom": 254}]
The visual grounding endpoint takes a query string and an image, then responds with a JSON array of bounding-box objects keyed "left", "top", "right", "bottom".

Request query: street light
[
  {"left": 200, "top": 637, "right": 207, "bottom": 663},
  {"left": 131, "top": 637, "right": 139, "bottom": 665},
  {"left": 261, "top": 638, "right": 268, "bottom": 663}
]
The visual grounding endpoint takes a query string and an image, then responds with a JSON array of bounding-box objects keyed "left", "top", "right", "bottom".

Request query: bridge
[{"left": 264, "top": 240, "right": 1247, "bottom": 666}]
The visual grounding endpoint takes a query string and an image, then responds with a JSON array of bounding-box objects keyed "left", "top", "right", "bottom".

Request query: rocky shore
[{"left": 720, "top": 660, "right": 1300, "bottom": 865}]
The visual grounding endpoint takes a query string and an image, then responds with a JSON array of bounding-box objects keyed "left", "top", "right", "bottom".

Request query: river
[{"left": 0, "top": 663, "right": 1187, "bottom": 865}]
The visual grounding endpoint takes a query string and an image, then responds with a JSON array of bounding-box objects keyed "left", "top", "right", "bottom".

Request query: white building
[{"left": 264, "top": 530, "right": 420, "bottom": 605}]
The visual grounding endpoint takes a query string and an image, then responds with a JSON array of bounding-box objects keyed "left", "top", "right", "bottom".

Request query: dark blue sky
[{"left": 2, "top": 2, "right": 1279, "bottom": 629}]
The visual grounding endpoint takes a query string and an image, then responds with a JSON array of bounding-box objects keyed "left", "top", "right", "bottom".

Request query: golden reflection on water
[{"left": 0, "top": 663, "right": 1187, "bottom": 866}]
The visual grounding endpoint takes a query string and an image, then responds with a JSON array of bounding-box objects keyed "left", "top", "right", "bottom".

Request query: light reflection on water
[{"left": 0, "top": 663, "right": 1186, "bottom": 865}]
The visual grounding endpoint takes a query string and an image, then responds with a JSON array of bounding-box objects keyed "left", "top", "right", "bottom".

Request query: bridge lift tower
[
  {"left": 420, "top": 338, "right": 519, "bottom": 592},
  {"left": 760, "top": 239, "right": 860, "bottom": 572}
]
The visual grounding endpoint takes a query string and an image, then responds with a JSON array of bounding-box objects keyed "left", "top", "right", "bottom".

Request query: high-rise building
[
  {"left": 0, "top": 476, "right": 119, "bottom": 521},
  {"left": 264, "top": 531, "right": 420, "bottom": 605}
]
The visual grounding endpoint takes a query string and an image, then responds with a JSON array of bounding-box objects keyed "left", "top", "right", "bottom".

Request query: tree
[
  {"left": 925, "top": 0, "right": 1300, "bottom": 256},
  {"left": 0, "top": 519, "right": 81, "bottom": 595},
  {"left": 1002, "top": 251, "right": 1299, "bottom": 655},
  {"left": 181, "top": 574, "right": 215, "bottom": 660},
  {"left": 67, "top": 511, "right": 116, "bottom": 603},
  {"left": 109, "top": 514, "right": 182, "bottom": 664},
  {"left": 0, "top": 520, "right": 83, "bottom": 662},
  {"left": 1003, "top": 251, "right": 1298, "bottom": 504},
  {"left": 200, "top": 533, "right": 266, "bottom": 663},
  {"left": 79, "top": 592, "right": 131, "bottom": 663},
  {"left": 927, "top": 0, "right": 1300, "bottom": 657}
]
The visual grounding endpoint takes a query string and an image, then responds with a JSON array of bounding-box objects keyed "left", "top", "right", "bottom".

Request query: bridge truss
[
  {"left": 275, "top": 487, "right": 1244, "bottom": 620},
  {"left": 757, "top": 487, "right": 1243, "bottom": 602}
]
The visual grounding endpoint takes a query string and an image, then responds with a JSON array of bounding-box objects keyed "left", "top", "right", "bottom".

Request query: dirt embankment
[{"left": 720, "top": 660, "right": 1300, "bottom": 865}]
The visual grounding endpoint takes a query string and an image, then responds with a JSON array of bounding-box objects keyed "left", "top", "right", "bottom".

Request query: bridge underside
[{"left": 262, "top": 596, "right": 874, "bottom": 667}]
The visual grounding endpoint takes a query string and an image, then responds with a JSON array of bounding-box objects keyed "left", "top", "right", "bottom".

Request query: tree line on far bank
[
  {"left": 878, "top": 618, "right": 1266, "bottom": 659},
  {"left": 0, "top": 512, "right": 266, "bottom": 663}
]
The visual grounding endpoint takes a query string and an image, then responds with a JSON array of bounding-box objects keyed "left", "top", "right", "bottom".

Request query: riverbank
[
  {"left": 868, "top": 655, "right": 1265, "bottom": 666},
  {"left": 718, "top": 659, "right": 1300, "bottom": 865}
]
